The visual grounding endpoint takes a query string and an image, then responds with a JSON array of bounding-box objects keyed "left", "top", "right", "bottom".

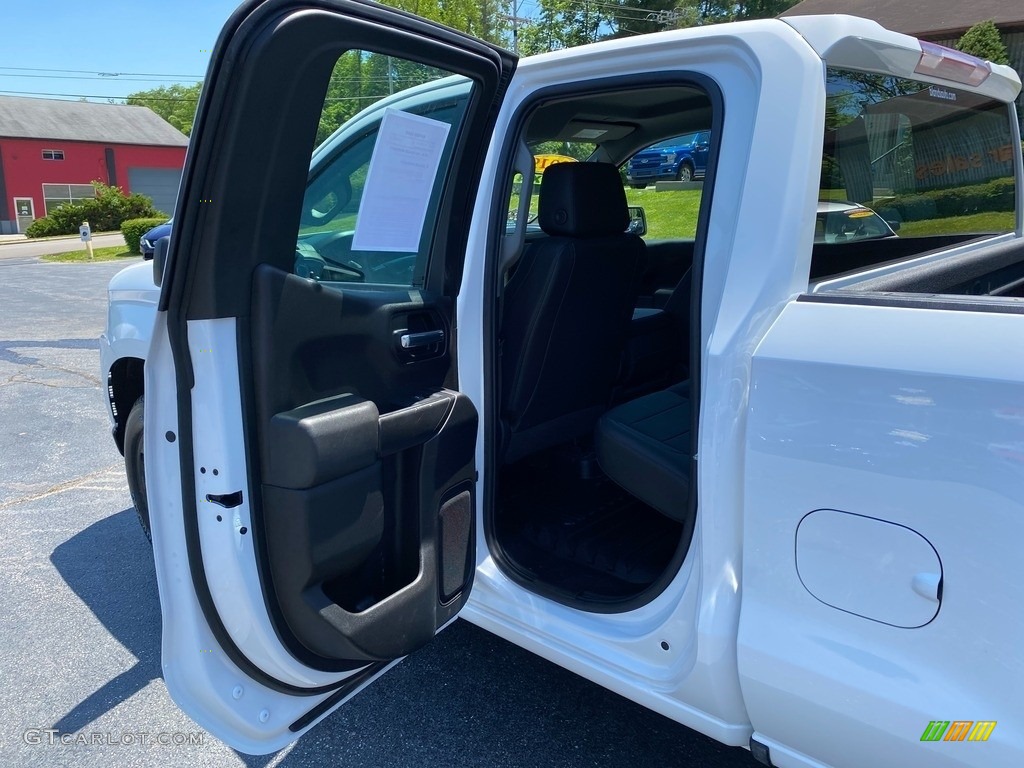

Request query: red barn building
[{"left": 0, "top": 95, "right": 189, "bottom": 234}]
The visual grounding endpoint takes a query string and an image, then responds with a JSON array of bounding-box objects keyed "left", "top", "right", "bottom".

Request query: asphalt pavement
[{"left": 0, "top": 256, "right": 753, "bottom": 767}]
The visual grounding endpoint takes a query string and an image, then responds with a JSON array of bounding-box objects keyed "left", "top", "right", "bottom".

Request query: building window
[
  {"left": 42, "top": 149, "right": 65, "bottom": 161},
  {"left": 42, "top": 183, "right": 96, "bottom": 216}
]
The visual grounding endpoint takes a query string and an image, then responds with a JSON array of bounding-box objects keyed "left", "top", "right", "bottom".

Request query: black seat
[
  {"left": 616, "top": 267, "right": 692, "bottom": 399},
  {"left": 499, "top": 162, "right": 646, "bottom": 464},
  {"left": 595, "top": 381, "right": 692, "bottom": 521}
]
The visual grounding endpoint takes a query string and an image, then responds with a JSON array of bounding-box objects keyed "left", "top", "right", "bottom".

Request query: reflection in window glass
[
  {"left": 821, "top": 69, "right": 1017, "bottom": 249},
  {"left": 294, "top": 51, "right": 469, "bottom": 287}
]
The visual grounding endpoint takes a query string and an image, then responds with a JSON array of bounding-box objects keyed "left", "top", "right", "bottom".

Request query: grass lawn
[
  {"left": 624, "top": 187, "right": 702, "bottom": 239},
  {"left": 305, "top": 182, "right": 1013, "bottom": 245},
  {"left": 41, "top": 246, "right": 140, "bottom": 263},
  {"left": 510, "top": 185, "right": 705, "bottom": 240},
  {"left": 895, "top": 211, "right": 1016, "bottom": 238}
]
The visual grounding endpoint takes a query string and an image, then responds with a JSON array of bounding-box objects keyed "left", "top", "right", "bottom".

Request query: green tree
[
  {"left": 519, "top": 0, "right": 610, "bottom": 54},
  {"left": 732, "top": 0, "right": 798, "bottom": 21},
  {"left": 612, "top": 1, "right": 700, "bottom": 38},
  {"left": 310, "top": 1, "right": 515, "bottom": 143},
  {"left": 956, "top": 20, "right": 1010, "bottom": 66},
  {"left": 382, "top": 0, "right": 509, "bottom": 44},
  {"left": 580, "top": 0, "right": 798, "bottom": 45},
  {"left": 126, "top": 82, "right": 203, "bottom": 136}
]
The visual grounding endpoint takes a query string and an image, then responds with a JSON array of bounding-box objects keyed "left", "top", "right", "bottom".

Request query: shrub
[
  {"left": 876, "top": 177, "right": 1015, "bottom": 222},
  {"left": 121, "top": 217, "right": 168, "bottom": 254},
  {"left": 24, "top": 216, "right": 64, "bottom": 238},
  {"left": 25, "top": 181, "right": 165, "bottom": 238}
]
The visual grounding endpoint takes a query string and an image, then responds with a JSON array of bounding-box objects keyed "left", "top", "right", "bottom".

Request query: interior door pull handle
[{"left": 400, "top": 330, "right": 444, "bottom": 349}]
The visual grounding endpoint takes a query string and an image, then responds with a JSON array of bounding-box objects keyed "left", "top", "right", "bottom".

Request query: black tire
[
  {"left": 629, "top": 183, "right": 647, "bottom": 189},
  {"left": 677, "top": 163, "right": 694, "bottom": 182},
  {"left": 124, "top": 397, "right": 151, "bottom": 543}
]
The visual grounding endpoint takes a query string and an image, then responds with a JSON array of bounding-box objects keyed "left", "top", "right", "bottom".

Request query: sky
[{"left": 0, "top": 0, "right": 246, "bottom": 103}]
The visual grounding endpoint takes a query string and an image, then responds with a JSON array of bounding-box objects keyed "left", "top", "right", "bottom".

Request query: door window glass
[
  {"left": 295, "top": 50, "right": 470, "bottom": 286},
  {"left": 623, "top": 132, "right": 710, "bottom": 240}
]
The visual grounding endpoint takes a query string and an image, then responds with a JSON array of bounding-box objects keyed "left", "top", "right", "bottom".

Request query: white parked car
[
  {"left": 100, "top": 3, "right": 1024, "bottom": 766},
  {"left": 814, "top": 201, "right": 899, "bottom": 243}
]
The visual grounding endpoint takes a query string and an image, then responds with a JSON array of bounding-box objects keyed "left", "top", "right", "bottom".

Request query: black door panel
[
  {"left": 248, "top": 265, "right": 477, "bottom": 667},
  {"left": 251, "top": 265, "right": 452, "bottom": 422}
]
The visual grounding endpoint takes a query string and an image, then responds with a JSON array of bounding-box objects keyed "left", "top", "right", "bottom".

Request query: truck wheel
[
  {"left": 124, "top": 397, "right": 151, "bottom": 543},
  {"left": 677, "top": 163, "right": 693, "bottom": 182}
]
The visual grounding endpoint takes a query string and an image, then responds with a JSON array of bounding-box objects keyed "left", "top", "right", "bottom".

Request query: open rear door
[{"left": 144, "top": 0, "right": 514, "bottom": 753}]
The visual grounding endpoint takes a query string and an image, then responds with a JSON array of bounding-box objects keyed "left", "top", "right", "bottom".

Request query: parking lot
[{"left": 0, "top": 255, "right": 750, "bottom": 767}]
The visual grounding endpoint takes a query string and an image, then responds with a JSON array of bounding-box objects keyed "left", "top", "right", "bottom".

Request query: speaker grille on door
[{"left": 438, "top": 490, "right": 472, "bottom": 602}]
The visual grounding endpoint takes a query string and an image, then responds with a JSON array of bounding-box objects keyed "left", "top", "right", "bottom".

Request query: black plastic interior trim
[
  {"left": 481, "top": 71, "right": 723, "bottom": 612},
  {"left": 236, "top": 320, "right": 372, "bottom": 675}
]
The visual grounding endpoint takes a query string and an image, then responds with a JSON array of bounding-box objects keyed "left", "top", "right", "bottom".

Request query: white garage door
[{"left": 127, "top": 167, "right": 182, "bottom": 217}]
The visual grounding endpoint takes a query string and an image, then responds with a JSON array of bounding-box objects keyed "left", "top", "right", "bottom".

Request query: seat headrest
[{"left": 538, "top": 162, "right": 630, "bottom": 238}]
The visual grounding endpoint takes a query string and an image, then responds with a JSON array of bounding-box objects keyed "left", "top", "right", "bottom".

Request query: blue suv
[
  {"left": 626, "top": 131, "right": 710, "bottom": 188},
  {"left": 140, "top": 218, "right": 172, "bottom": 260}
]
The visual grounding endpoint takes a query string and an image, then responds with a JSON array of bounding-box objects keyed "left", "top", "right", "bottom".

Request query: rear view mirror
[{"left": 627, "top": 206, "right": 647, "bottom": 237}]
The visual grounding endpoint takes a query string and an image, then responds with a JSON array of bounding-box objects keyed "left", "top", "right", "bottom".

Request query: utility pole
[{"left": 501, "top": 0, "right": 531, "bottom": 54}]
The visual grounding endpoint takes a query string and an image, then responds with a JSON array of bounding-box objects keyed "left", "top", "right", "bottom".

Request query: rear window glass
[
  {"left": 815, "top": 67, "right": 1018, "bottom": 279},
  {"left": 652, "top": 133, "right": 697, "bottom": 149}
]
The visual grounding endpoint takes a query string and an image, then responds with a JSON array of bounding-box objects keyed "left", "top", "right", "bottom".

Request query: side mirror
[
  {"left": 153, "top": 235, "right": 171, "bottom": 287},
  {"left": 627, "top": 205, "right": 647, "bottom": 237},
  {"left": 886, "top": 219, "right": 902, "bottom": 232},
  {"left": 300, "top": 174, "right": 353, "bottom": 227}
]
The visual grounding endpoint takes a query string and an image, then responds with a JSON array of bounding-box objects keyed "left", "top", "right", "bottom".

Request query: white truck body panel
[{"left": 741, "top": 300, "right": 1024, "bottom": 767}]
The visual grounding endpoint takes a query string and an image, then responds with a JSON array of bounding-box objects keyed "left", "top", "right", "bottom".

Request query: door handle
[{"left": 400, "top": 330, "right": 445, "bottom": 349}]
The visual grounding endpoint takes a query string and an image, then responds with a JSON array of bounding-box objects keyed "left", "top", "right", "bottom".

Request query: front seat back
[{"left": 499, "top": 162, "right": 646, "bottom": 463}]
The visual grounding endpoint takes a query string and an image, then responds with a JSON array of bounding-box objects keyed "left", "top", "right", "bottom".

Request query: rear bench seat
[{"left": 594, "top": 381, "right": 692, "bottom": 521}]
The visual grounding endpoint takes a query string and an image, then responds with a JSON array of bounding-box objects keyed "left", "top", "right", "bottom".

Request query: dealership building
[
  {"left": 0, "top": 95, "right": 188, "bottom": 234},
  {"left": 780, "top": 0, "right": 1024, "bottom": 128}
]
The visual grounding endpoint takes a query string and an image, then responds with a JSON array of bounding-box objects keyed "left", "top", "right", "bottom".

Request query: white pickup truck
[{"left": 99, "top": 1, "right": 1024, "bottom": 765}]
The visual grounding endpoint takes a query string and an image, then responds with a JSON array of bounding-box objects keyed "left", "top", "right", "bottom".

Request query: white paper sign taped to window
[{"left": 351, "top": 108, "right": 451, "bottom": 253}]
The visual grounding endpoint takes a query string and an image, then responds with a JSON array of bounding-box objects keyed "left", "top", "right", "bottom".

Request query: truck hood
[{"left": 108, "top": 260, "right": 160, "bottom": 302}]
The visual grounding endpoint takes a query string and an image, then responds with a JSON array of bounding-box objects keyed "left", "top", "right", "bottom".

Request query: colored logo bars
[{"left": 921, "top": 721, "right": 997, "bottom": 742}]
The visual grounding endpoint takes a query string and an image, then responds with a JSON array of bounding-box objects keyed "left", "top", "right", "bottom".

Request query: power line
[
  {"left": 0, "top": 65, "right": 205, "bottom": 79},
  {"left": 0, "top": 73, "right": 203, "bottom": 83},
  {"left": 0, "top": 88, "right": 419, "bottom": 104},
  {"left": 0, "top": 90, "right": 197, "bottom": 101}
]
